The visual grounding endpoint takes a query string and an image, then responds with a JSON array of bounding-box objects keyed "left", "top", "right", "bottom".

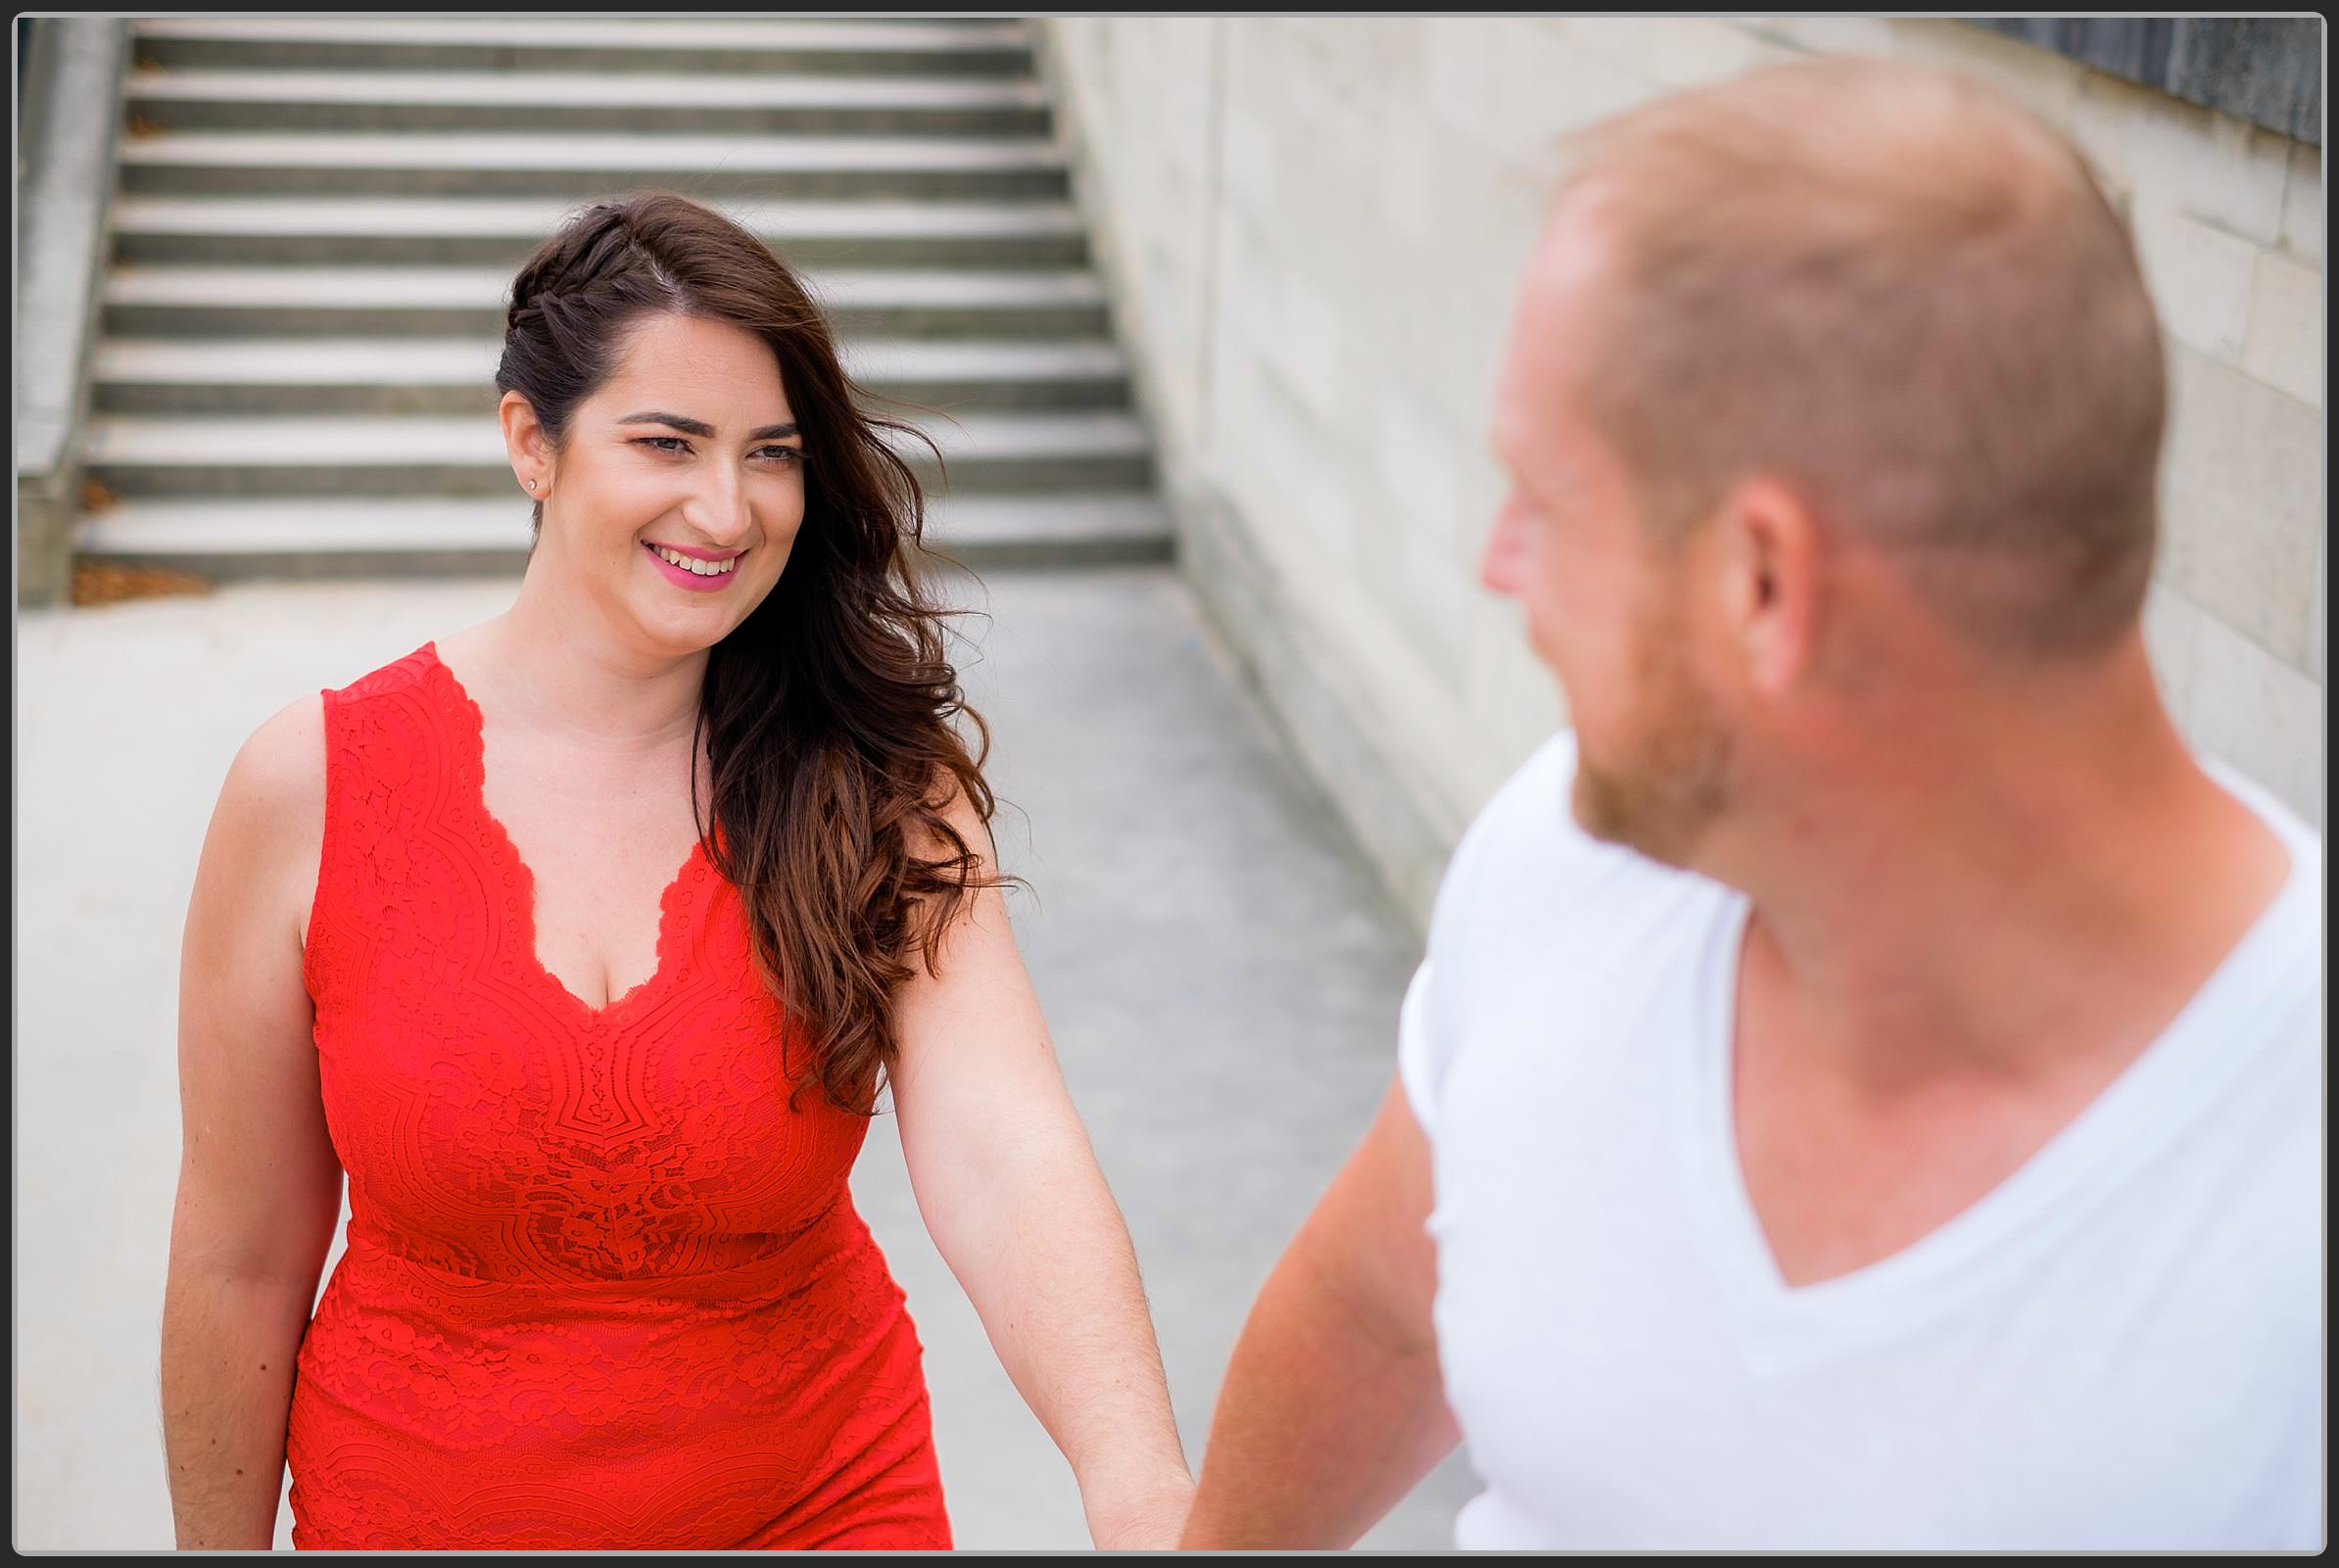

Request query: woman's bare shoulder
[
  {"left": 200, "top": 693, "right": 329, "bottom": 952},
  {"left": 222, "top": 692, "right": 326, "bottom": 831},
  {"left": 215, "top": 641, "right": 446, "bottom": 882}
]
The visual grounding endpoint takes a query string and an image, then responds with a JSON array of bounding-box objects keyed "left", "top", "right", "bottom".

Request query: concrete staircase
[{"left": 73, "top": 16, "right": 1168, "bottom": 578}]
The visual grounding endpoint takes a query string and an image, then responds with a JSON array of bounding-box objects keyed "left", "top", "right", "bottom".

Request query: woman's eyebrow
[
  {"left": 617, "top": 410, "right": 713, "bottom": 436},
  {"left": 616, "top": 411, "right": 799, "bottom": 441}
]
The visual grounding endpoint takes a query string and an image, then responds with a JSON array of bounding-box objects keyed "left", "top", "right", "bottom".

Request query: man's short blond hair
[{"left": 1554, "top": 56, "right": 2166, "bottom": 661}]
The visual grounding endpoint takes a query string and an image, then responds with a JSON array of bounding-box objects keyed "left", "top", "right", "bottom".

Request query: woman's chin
[{"left": 626, "top": 580, "right": 773, "bottom": 655}]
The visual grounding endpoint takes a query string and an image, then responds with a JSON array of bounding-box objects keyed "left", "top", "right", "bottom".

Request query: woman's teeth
[{"left": 652, "top": 546, "right": 738, "bottom": 576}]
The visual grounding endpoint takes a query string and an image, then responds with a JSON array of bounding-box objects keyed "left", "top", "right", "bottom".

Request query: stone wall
[
  {"left": 1034, "top": 17, "right": 2325, "bottom": 927},
  {"left": 15, "top": 18, "right": 130, "bottom": 607}
]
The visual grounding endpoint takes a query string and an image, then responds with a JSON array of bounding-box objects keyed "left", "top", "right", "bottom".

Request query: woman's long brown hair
[{"left": 495, "top": 189, "right": 1007, "bottom": 1117}]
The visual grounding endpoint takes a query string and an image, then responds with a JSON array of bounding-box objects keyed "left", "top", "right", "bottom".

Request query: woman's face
[{"left": 501, "top": 309, "right": 808, "bottom": 657}]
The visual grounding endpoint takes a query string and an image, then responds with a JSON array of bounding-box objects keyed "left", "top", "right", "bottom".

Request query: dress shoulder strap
[{"left": 304, "top": 644, "right": 454, "bottom": 1005}]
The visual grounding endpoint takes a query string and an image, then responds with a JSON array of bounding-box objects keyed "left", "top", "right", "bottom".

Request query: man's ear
[
  {"left": 1717, "top": 477, "right": 1822, "bottom": 698},
  {"left": 499, "top": 391, "right": 553, "bottom": 493}
]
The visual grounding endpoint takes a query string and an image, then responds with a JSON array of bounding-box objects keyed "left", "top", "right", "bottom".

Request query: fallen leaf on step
[{"left": 71, "top": 562, "right": 215, "bottom": 607}]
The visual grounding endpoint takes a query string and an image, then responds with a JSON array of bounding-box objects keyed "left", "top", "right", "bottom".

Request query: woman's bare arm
[
  {"left": 886, "top": 787, "right": 1193, "bottom": 1550},
  {"left": 161, "top": 695, "right": 345, "bottom": 1549}
]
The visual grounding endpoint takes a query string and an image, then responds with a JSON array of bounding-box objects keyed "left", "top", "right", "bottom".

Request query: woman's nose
[{"left": 685, "top": 471, "right": 753, "bottom": 545}]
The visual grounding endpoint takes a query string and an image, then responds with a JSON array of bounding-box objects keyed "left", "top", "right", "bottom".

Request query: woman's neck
[{"left": 458, "top": 566, "right": 707, "bottom": 751}]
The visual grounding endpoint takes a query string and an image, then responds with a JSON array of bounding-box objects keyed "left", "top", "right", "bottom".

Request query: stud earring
[{"left": 525, "top": 478, "right": 537, "bottom": 491}]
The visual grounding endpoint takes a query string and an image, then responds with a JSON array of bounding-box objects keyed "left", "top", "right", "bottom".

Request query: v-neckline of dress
[{"left": 422, "top": 640, "right": 710, "bottom": 1025}]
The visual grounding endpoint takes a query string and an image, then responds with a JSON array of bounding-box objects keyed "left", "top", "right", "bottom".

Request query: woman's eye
[{"left": 632, "top": 437, "right": 801, "bottom": 464}]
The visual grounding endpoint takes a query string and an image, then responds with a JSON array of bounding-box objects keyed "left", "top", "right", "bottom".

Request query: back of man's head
[{"left": 1551, "top": 55, "right": 2167, "bottom": 664}]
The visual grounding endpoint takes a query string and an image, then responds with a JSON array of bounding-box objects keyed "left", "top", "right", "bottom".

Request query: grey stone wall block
[
  {"left": 1972, "top": 18, "right": 2321, "bottom": 145},
  {"left": 2159, "top": 342, "right": 2324, "bottom": 667},
  {"left": 1040, "top": 16, "right": 2326, "bottom": 917},
  {"left": 16, "top": 18, "right": 132, "bottom": 607}
]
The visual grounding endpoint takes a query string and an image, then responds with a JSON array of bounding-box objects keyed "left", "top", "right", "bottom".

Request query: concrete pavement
[{"left": 12, "top": 565, "right": 1481, "bottom": 1550}]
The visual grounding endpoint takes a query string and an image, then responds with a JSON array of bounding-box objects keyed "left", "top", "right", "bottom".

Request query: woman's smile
[{"left": 644, "top": 540, "right": 745, "bottom": 590}]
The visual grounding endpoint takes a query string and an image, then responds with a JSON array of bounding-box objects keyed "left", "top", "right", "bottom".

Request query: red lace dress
[{"left": 286, "top": 643, "right": 951, "bottom": 1550}]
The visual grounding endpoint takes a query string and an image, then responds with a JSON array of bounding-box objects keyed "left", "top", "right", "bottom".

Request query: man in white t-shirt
[{"left": 1180, "top": 55, "right": 2323, "bottom": 1552}]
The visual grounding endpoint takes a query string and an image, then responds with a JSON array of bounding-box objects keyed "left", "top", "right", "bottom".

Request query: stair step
[
  {"left": 82, "top": 411, "right": 1155, "bottom": 499},
  {"left": 119, "top": 131, "right": 1070, "bottom": 199},
  {"left": 82, "top": 18, "right": 1168, "bottom": 584},
  {"left": 102, "top": 265, "right": 1110, "bottom": 339},
  {"left": 131, "top": 18, "right": 1032, "bottom": 76},
  {"left": 72, "top": 494, "right": 1173, "bottom": 576},
  {"left": 93, "top": 337, "right": 1133, "bottom": 415},
  {"left": 125, "top": 69, "right": 1052, "bottom": 136},
  {"left": 110, "top": 195, "right": 1088, "bottom": 268}
]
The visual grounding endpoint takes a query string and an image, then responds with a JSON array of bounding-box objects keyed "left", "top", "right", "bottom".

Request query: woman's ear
[{"left": 499, "top": 391, "right": 553, "bottom": 496}]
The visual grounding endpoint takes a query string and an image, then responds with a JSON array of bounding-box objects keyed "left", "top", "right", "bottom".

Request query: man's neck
[{"left": 1711, "top": 644, "right": 2293, "bottom": 1098}]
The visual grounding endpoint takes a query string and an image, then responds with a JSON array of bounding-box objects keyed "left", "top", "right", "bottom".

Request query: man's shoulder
[
  {"left": 1486, "top": 729, "right": 1585, "bottom": 825},
  {"left": 1446, "top": 729, "right": 1590, "bottom": 878},
  {"left": 2199, "top": 756, "right": 2324, "bottom": 1006},
  {"left": 2203, "top": 754, "right": 2324, "bottom": 868},
  {"left": 1429, "top": 730, "right": 1705, "bottom": 953}
]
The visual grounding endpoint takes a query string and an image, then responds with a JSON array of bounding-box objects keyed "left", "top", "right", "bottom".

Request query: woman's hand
[
  {"left": 888, "top": 780, "right": 1195, "bottom": 1553},
  {"left": 1084, "top": 1462, "right": 1198, "bottom": 1551}
]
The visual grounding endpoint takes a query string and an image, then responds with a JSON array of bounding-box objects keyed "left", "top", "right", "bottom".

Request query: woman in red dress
[{"left": 159, "top": 190, "right": 1194, "bottom": 1550}]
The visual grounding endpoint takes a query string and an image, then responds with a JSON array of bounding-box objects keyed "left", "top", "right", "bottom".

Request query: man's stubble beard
[{"left": 1570, "top": 589, "right": 1736, "bottom": 869}]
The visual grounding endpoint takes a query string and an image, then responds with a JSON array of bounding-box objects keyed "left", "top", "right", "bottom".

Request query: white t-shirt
[{"left": 1399, "top": 732, "right": 2324, "bottom": 1551}]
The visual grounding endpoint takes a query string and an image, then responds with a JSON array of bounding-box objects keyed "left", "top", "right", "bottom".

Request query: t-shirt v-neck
[
  {"left": 1404, "top": 735, "right": 2323, "bottom": 1549},
  {"left": 1669, "top": 759, "right": 2321, "bottom": 1381}
]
